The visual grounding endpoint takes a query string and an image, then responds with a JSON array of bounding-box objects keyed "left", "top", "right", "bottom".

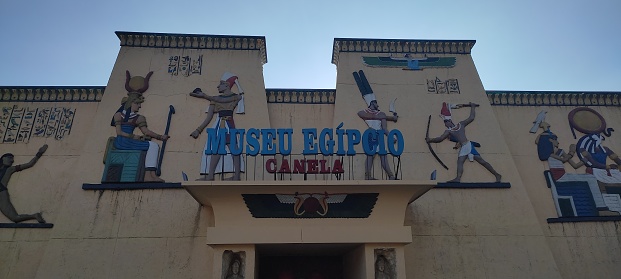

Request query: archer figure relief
[
  {"left": 190, "top": 72, "right": 245, "bottom": 181},
  {"left": 353, "top": 70, "right": 398, "bottom": 180},
  {"left": 1, "top": 144, "right": 48, "bottom": 223},
  {"left": 426, "top": 102, "right": 501, "bottom": 183},
  {"left": 106, "top": 71, "right": 170, "bottom": 183}
]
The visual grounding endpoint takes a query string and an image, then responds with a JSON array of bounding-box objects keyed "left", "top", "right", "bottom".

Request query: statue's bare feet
[
  {"left": 195, "top": 176, "right": 208, "bottom": 181},
  {"left": 145, "top": 177, "right": 165, "bottom": 183},
  {"left": 495, "top": 173, "right": 502, "bottom": 183},
  {"left": 447, "top": 178, "right": 461, "bottom": 183},
  {"left": 35, "top": 213, "right": 46, "bottom": 223}
]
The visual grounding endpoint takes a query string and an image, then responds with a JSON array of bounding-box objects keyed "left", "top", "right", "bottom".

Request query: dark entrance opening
[{"left": 257, "top": 243, "right": 359, "bottom": 279}]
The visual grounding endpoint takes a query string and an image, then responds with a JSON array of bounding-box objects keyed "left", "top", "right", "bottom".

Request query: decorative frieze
[
  {"left": 332, "top": 38, "right": 475, "bottom": 66},
  {"left": 0, "top": 86, "right": 105, "bottom": 102},
  {"left": 486, "top": 91, "right": 621, "bottom": 107},
  {"left": 266, "top": 89, "right": 336, "bottom": 104},
  {"left": 116, "top": 31, "right": 268, "bottom": 65}
]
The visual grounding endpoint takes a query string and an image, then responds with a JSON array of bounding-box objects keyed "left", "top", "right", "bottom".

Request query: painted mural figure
[
  {"left": 568, "top": 107, "right": 621, "bottom": 184},
  {"left": 0, "top": 144, "right": 48, "bottom": 223},
  {"left": 535, "top": 122, "right": 607, "bottom": 211},
  {"left": 575, "top": 134, "right": 621, "bottom": 184},
  {"left": 357, "top": 100, "right": 398, "bottom": 180},
  {"left": 352, "top": 70, "right": 399, "bottom": 180},
  {"left": 190, "top": 72, "right": 245, "bottom": 181},
  {"left": 111, "top": 93, "right": 169, "bottom": 182},
  {"left": 426, "top": 102, "right": 501, "bottom": 183}
]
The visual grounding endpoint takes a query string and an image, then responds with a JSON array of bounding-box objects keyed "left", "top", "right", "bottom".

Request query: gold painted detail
[
  {"left": 0, "top": 87, "right": 105, "bottom": 102},
  {"left": 486, "top": 91, "right": 621, "bottom": 107},
  {"left": 116, "top": 31, "right": 268, "bottom": 65},
  {"left": 266, "top": 89, "right": 336, "bottom": 104}
]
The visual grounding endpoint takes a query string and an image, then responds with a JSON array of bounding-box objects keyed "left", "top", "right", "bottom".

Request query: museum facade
[{"left": 1, "top": 31, "right": 621, "bottom": 279}]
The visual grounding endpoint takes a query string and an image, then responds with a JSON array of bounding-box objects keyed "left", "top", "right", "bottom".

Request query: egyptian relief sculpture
[
  {"left": 225, "top": 255, "right": 244, "bottom": 279},
  {"left": 102, "top": 71, "right": 170, "bottom": 183},
  {"left": 374, "top": 255, "right": 392, "bottom": 279},
  {"left": 1, "top": 144, "right": 48, "bottom": 223},
  {"left": 190, "top": 72, "right": 245, "bottom": 181},
  {"left": 426, "top": 102, "right": 501, "bottom": 183},
  {"left": 353, "top": 70, "right": 398, "bottom": 180},
  {"left": 222, "top": 251, "right": 245, "bottom": 279},
  {"left": 539, "top": 107, "right": 621, "bottom": 217}
]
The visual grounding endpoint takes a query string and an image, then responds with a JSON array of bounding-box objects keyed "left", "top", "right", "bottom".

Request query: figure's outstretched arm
[
  {"left": 135, "top": 116, "right": 169, "bottom": 141},
  {"left": 426, "top": 130, "right": 450, "bottom": 143},
  {"left": 16, "top": 144, "right": 48, "bottom": 171},
  {"left": 191, "top": 105, "right": 215, "bottom": 139},
  {"left": 462, "top": 102, "right": 477, "bottom": 126},
  {"left": 578, "top": 149, "right": 607, "bottom": 169}
]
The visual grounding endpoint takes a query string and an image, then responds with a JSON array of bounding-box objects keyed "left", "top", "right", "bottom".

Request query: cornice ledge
[
  {"left": 266, "top": 88, "right": 336, "bottom": 104},
  {"left": 332, "top": 38, "right": 476, "bottom": 66},
  {"left": 0, "top": 86, "right": 105, "bottom": 102},
  {"left": 115, "top": 31, "right": 268, "bottom": 64},
  {"left": 486, "top": 90, "right": 621, "bottom": 107}
]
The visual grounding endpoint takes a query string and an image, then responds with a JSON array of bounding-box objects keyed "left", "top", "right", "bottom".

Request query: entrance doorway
[{"left": 256, "top": 243, "right": 360, "bottom": 279}]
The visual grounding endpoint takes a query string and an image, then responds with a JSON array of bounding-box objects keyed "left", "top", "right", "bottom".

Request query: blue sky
[{"left": 1, "top": 0, "right": 619, "bottom": 91}]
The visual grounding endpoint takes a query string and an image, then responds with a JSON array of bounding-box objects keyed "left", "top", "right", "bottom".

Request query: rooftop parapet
[
  {"left": 332, "top": 38, "right": 476, "bottom": 66},
  {"left": 0, "top": 86, "right": 105, "bottom": 102},
  {"left": 115, "top": 31, "right": 268, "bottom": 64},
  {"left": 486, "top": 90, "right": 621, "bottom": 106}
]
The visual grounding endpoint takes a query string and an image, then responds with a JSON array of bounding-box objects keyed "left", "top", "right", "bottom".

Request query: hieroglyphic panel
[
  {"left": 447, "top": 79, "right": 460, "bottom": 94},
  {"left": 168, "top": 55, "right": 203, "bottom": 77},
  {"left": 33, "top": 108, "right": 51, "bottom": 137},
  {"left": 0, "top": 106, "right": 12, "bottom": 141},
  {"left": 436, "top": 78, "right": 447, "bottom": 94},
  {"left": 3, "top": 105, "right": 24, "bottom": 143},
  {"left": 55, "top": 108, "right": 76, "bottom": 140},
  {"left": 45, "top": 108, "right": 62, "bottom": 137},
  {"left": 1, "top": 105, "right": 76, "bottom": 143},
  {"left": 15, "top": 107, "right": 37, "bottom": 143},
  {"left": 427, "top": 77, "right": 460, "bottom": 94},
  {"left": 168, "top": 56, "right": 180, "bottom": 75}
]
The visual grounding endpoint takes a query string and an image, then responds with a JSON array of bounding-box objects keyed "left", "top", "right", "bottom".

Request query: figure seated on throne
[
  {"left": 105, "top": 92, "right": 169, "bottom": 183},
  {"left": 101, "top": 71, "right": 170, "bottom": 183}
]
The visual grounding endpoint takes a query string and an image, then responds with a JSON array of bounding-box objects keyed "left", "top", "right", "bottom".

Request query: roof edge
[
  {"left": 332, "top": 38, "right": 476, "bottom": 66},
  {"left": 115, "top": 31, "right": 267, "bottom": 64}
]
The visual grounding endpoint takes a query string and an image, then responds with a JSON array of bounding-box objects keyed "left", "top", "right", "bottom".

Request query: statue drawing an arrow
[{"left": 425, "top": 102, "right": 501, "bottom": 183}]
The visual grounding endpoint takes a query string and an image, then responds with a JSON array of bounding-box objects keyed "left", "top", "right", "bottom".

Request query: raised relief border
[
  {"left": 0, "top": 86, "right": 105, "bottom": 103},
  {"left": 332, "top": 38, "right": 475, "bottom": 66},
  {"left": 266, "top": 89, "right": 336, "bottom": 104},
  {"left": 116, "top": 31, "right": 268, "bottom": 65},
  {"left": 487, "top": 91, "right": 621, "bottom": 107}
]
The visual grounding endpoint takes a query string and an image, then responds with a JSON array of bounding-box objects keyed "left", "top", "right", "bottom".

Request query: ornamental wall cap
[
  {"left": 485, "top": 90, "right": 621, "bottom": 106},
  {"left": 332, "top": 38, "right": 476, "bottom": 66},
  {"left": 115, "top": 31, "right": 268, "bottom": 64},
  {"left": 0, "top": 86, "right": 105, "bottom": 102},
  {"left": 266, "top": 88, "right": 336, "bottom": 104}
]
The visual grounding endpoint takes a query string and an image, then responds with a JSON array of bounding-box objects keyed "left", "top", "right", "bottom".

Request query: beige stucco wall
[
  {"left": 494, "top": 105, "right": 621, "bottom": 279},
  {"left": 1, "top": 40, "right": 267, "bottom": 278},
  {"left": 334, "top": 50, "right": 563, "bottom": 278}
]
